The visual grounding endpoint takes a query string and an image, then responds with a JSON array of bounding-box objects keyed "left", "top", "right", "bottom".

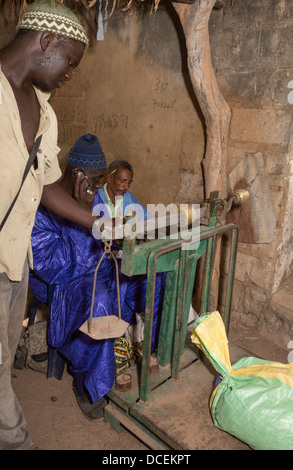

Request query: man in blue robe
[{"left": 29, "top": 134, "right": 165, "bottom": 419}]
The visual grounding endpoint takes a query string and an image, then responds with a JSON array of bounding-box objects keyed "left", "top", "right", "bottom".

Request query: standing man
[{"left": 0, "top": 0, "right": 96, "bottom": 450}]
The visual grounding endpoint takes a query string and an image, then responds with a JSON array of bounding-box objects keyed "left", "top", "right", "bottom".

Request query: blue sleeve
[
  {"left": 122, "top": 191, "right": 150, "bottom": 221},
  {"left": 30, "top": 205, "right": 103, "bottom": 285}
]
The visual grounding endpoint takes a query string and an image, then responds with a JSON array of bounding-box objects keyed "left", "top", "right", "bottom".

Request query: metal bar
[
  {"left": 179, "top": 254, "right": 199, "bottom": 355},
  {"left": 171, "top": 248, "right": 188, "bottom": 380},
  {"left": 157, "top": 267, "right": 179, "bottom": 366},
  {"left": 140, "top": 240, "right": 185, "bottom": 403},
  {"left": 206, "top": 234, "right": 220, "bottom": 313},
  {"left": 223, "top": 227, "right": 238, "bottom": 334},
  {"left": 201, "top": 236, "right": 213, "bottom": 314}
]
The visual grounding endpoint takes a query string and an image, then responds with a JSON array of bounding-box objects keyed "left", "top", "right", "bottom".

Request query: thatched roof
[
  {"left": 0, "top": 0, "right": 226, "bottom": 37},
  {"left": 0, "top": 0, "right": 163, "bottom": 41},
  {"left": 0, "top": 0, "right": 157, "bottom": 24}
]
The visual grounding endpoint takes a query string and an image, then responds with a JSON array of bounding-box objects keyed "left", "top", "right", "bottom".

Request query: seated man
[
  {"left": 98, "top": 159, "right": 148, "bottom": 220},
  {"left": 92, "top": 160, "right": 150, "bottom": 259},
  {"left": 29, "top": 134, "right": 165, "bottom": 419}
]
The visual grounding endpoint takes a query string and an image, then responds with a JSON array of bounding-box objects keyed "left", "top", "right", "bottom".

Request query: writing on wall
[
  {"left": 97, "top": 113, "right": 129, "bottom": 129},
  {"left": 153, "top": 77, "right": 176, "bottom": 111}
]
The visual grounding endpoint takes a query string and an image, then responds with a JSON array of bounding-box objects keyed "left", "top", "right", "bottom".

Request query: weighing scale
[{"left": 104, "top": 190, "right": 250, "bottom": 450}]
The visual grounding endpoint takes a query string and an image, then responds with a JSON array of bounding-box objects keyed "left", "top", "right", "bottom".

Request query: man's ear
[
  {"left": 40, "top": 31, "right": 54, "bottom": 51},
  {"left": 106, "top": 173, "right": 112, "bottom": 184},
  {"left": 72, "top": 167, "right": 83, "bottom": 178}
]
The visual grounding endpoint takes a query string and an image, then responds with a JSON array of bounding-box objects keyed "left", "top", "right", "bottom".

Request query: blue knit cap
[{"left": 66, "top": 134, "right": 107, "bottom": 169}]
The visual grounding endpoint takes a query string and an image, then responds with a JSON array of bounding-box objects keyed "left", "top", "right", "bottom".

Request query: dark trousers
[{"left": 0, "top": 260, "right": 32, "bottom": 450}]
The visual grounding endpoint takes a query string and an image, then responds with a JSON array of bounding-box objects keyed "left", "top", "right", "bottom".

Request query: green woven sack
[{"left": 191, "top": 311, "right": 293, "bottom": 450}]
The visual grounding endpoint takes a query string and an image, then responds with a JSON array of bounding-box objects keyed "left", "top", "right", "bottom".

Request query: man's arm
[{"left": 41, "top": 181, "right": 96, "bottom": 228}]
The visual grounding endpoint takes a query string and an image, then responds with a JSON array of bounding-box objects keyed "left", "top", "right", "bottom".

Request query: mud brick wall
[
  {"left": 49, "top": 70, "right": 88, "bottom": 168},
  {"left": 210, "top": 0, "right": 293, "bottom": 350}
]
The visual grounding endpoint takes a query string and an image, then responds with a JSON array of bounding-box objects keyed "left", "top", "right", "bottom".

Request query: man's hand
[{"left": 73, "top": 171, "right": 95, "bottom": 206}]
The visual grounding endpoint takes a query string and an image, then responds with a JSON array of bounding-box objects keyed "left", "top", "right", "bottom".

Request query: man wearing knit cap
[
  {"left": 16, "top": 0, "right": 89, "bottom": 48},
  {"left": 62, "top": 133, "right": 108, "bottom": 201},
  {"left": 28, "top": 134, "right": 166, "bottom": 421},
  {"left": 0, "top": 1, "right": 97, "bottom": 451}
]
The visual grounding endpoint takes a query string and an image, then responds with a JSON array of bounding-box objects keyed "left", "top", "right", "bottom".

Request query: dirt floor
[
  {"left": 12, "top": 366, "right": 149, "bottom": 451},
  {"left": 11, "top": 319, "right": 290, "bottom": 452}
]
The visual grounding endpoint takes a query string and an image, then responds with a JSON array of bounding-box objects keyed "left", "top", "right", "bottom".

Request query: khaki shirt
[{"left": 0, "top": 67, "right": 62, "bottom": 281}]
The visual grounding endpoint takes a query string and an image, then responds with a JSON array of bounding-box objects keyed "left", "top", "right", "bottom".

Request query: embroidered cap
[
  {"left": 16, "top": 0, "right": 89, "bottom": 47},
  {"left": 66, "top": 134, "right": 107, "bottom": 170}
]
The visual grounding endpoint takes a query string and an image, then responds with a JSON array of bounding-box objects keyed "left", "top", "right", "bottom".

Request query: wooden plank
[
  {"left": 104, "top": 403, "right": 171, "bottom": 450},
  {"left": 128, "top": 344, "right": 250, "bottom": 450}
]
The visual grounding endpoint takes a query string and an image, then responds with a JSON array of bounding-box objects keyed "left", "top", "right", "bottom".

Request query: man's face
[
  {"left": 34, "top": 34, "right": 85, "bottom": 92},
  {"left": 83, "top": 167, "right": 106, "bottom": 193},
  {"left": 107, "top": 167, "right": 133, "bottom": 200}
]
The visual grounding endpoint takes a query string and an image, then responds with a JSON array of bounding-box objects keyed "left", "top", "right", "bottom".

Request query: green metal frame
[
  {"left": 105, "top": 213, "right": 238, "bottom": 448},
  {"left": 128, "top": 223, "right": 238, "bottom": 403}
]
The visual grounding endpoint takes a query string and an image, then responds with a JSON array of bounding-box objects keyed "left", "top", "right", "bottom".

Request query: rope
[{"left": 88, "top": 239, "right": 122, "bottom": 334}]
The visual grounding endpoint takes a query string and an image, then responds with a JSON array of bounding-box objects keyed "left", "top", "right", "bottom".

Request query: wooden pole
[
  {"left": 173, "top": 0, "right": 230, "bottom": 198},
  {"left": 173, "top": 0, "right": 231, "bottom": 311}
]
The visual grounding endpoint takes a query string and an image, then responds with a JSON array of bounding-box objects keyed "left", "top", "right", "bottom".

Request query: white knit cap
[{"left": 16, "top": 0, "right": 89, "bottom": 47}]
